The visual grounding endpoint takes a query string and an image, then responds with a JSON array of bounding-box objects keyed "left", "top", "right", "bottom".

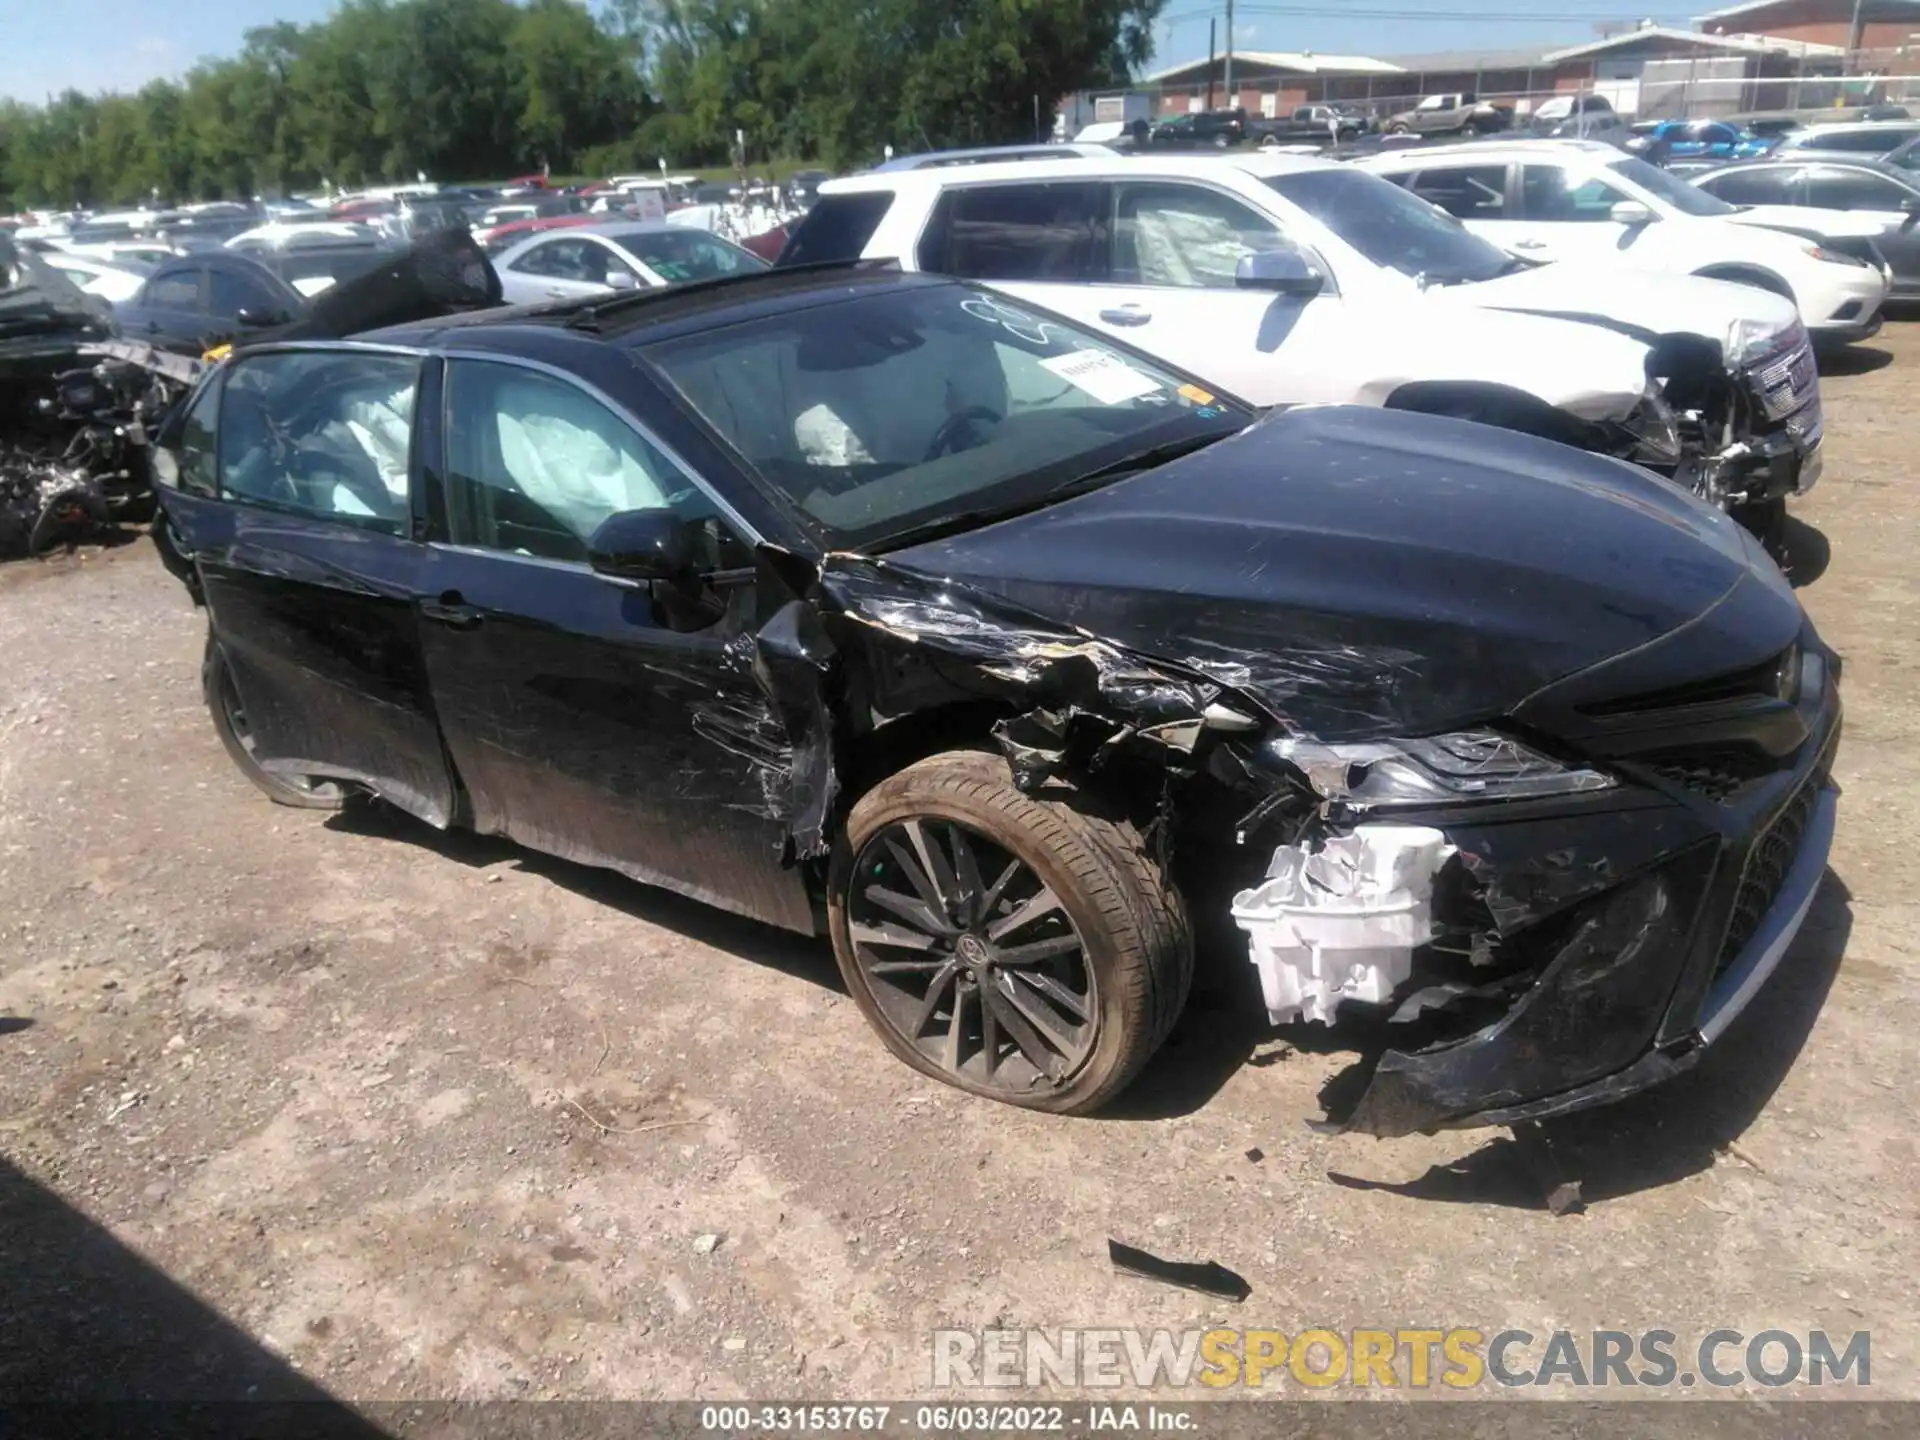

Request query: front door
[
  {"left": 186, "top": 347, "right": 457, "bottom": 824},
  {"left": 416, "top": 356, "right": 813, "bottom": 932}
]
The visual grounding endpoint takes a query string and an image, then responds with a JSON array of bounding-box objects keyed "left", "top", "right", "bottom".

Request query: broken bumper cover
[
  {"left": 1725, "top": 333, "right": 1824, "bottom": 503},
  {"left": 1313, "top": 668, "right": 1841, "bottom": 1139}
]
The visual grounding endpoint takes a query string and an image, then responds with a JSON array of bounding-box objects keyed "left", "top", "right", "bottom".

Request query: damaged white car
[
  {"left": 151, "top": 267, "right": 1841, "bottom": 1137},
  {"left": 789, "top": 151, "right": 1824, "bottom": 541}
]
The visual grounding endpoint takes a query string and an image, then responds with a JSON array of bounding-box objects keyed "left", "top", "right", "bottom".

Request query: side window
[
  {"left": 442, "top": 360, "right": 728, "bottom": 565},
  {"left": 776, "top": 192, "right": 894, "bottom": 267},
  {"left": 1700, "top": 167, "right": 1797, "bottom": 206},
  {"left": 165, "top": 371, "right": 222, "bottom": 496},
  {"left": 1111, "top": 182, "right": 1288, "bottom": 287},
  {"left": 217, "top": 351, "right": 420, "bottom": 535},
  {"left": 1805, "top": 167, "right": 1910, "bottom": 210},
  {"left": 512, "top": 238, "right": 593, "bottom": 280},
  {"left": 1406, "top": 165, "right": 1510, "bottom": 219},
  {"left": 1813, "top": 129, "right": 1904, "bottom": 154},
  {"left": 916, "top": 182, "right": 1104, "bottom": 281},
  {"left": 1521, "top": 166, "right": 1629, "bottom": 222},
  {"left": 146, "top": 267, "right": 203, "bottom": 310},
  {"left": 208, "top": 267, "right": 280, "bottom": 316}
]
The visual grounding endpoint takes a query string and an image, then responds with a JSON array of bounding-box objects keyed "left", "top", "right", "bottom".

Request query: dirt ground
[{"left": 1, "top": 323, "right": 1916, "bottom": 1412}]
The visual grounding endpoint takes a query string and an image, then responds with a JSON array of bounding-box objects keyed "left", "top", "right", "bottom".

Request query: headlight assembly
[
  {"left": 1268, "top": 729, "right": 1616, "bottom": 808},
  {"left": 1806, "top": 244, "right": 1869, "bottom": 268},
  {"left": 1725, "top": 315, "right": 1800, "bottom": 369},
  {"left": 1619, "top": 384, "right": 1681, "bottom": 463}
]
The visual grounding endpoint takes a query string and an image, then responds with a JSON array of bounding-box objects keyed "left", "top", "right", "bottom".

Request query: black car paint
[
  {"left": 888, "top": 409, "right": 1787, "bottom": 742},
  {"left": 155, "top": 270, "right": 1838, "bottom": 1137},
  {"left": 116, "top": 252, "right": 307, "bottom": 354}
]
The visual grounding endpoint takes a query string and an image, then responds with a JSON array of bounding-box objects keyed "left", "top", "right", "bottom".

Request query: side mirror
[
  {"left": 1235, "top": 247, "right": 1325, "bottom": 297},
  {"left": 1609, "top": 200, "right": 1656, "bottom": 227},
  {"left": 604, "top": 269, "right": 640, "bottom": 291},
  {"left": 588, "top": 508, "right": 694, "bottom": 583},
  {"left": 235, "top": 306, "right": 290, "bottom": 328}
]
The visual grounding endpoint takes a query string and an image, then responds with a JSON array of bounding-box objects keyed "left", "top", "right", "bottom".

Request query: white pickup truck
[{"left": 784, "top": 150, "right": 1823, "bottom": 539}]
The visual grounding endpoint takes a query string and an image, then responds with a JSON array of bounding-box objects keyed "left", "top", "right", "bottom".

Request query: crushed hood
[
  {"left": 887, "top": 406, "right": 1787, "bottom": 740},
  {"left": 1458, "top": 263, "right": 1799, "bottom": 347}
]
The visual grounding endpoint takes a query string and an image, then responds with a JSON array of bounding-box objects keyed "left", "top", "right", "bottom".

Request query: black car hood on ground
[{"left": 888, "top": 406, "right": 1804, "bottom": 740}]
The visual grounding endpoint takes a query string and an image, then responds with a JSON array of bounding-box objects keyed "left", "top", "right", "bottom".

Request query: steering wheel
[
  {"left": 924, "top": 405, "right": 1004, "bottom": 461},
  {"left": 288, "top": 442, "right": 402, "bottom": 524}
]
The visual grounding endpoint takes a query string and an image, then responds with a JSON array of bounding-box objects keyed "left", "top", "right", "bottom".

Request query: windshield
[
  {"left": 1607, "top": 155, "right": 1736, "bottom": 216},
  {"left": 642, "top": 283, "right": 1250, "bottom": 548},
  {"left": 1265, "top": 168, "right": 1516, "bottom": 284},
  {"left": 616, "top": 229, "right": 767, "bottom": 283}
]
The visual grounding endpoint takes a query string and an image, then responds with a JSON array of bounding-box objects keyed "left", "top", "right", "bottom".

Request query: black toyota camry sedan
[{"left": 149, "top": 265, "right": 1841, "bottom": 1136}]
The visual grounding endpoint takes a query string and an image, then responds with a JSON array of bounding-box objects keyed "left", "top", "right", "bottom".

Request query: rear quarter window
[{"left": 775, "top": 192, "right": 896, "bottom": 267}]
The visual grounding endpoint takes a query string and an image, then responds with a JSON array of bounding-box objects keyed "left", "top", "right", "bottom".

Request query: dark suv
[{"left": 1149, "top": 108, "right": 1248, "bottom": 149}]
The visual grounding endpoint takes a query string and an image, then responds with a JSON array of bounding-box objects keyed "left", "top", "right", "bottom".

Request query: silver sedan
[{"left": 491, "top": 221, "right": 767, "bottom": 304}]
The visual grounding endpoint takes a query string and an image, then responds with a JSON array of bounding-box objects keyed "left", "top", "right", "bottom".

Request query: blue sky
[{"left": 0, "top": 0, "right": 1712, "bottom": 104}]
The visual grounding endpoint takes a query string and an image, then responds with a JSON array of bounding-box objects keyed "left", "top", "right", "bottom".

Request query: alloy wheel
[{"left": 846, "top": 818, "right": 1098, "bottom": 1096}]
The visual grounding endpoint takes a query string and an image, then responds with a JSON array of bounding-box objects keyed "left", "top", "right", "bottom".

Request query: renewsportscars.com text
[{"left": 932, "top": 1328, "right": 1871, "bottom": 1391}]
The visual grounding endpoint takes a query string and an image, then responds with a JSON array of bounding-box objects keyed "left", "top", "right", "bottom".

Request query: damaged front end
[
  {"left": 1647, "top": 320, "right": 1823, "bottom": 521},
  {"left": 0, "top": 236, "right": 203, "bottom": 557},
  {"left": 1227, "top": 639, "right": 1841, "bottom": 1139}
]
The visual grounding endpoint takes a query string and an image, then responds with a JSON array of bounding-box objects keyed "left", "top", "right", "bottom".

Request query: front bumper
[
  {"left": 1719, "top": 329, "right": 1824, "bottom": 504},
  {"left": 1330, "top": 644, "right": 1842, "bottom": 1138},
  {"left": 1802, "top": 255, "right": 1889, "bottom": 342}
]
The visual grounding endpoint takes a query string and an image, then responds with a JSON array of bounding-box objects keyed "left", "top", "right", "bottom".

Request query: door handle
[
  {"left": 545, "top": 287, "right": 572, "bottom": 299},
  {"left": 1099, "top": 305, "right": 1153, "bottom": 326},
  {"left": 421, "top": 592, "right": 484, "bottom": 630},
  {"left": 1512, "top": 240, "right": 1548, "bottom": 250}
]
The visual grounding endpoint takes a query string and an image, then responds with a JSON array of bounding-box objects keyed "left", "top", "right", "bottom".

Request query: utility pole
[
  {"left": 1224, "top": 0, "right": 1236, "bottom": 110},
  {"left": 1206, "top": 17, "right": 1216, "bottom": 111},
  {"left": 1847, "top": 0, "right": 1867, "bottom": 74}
]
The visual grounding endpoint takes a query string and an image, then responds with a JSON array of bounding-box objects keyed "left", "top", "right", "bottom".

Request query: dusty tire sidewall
[
  {"left": 828, "top": 756, "right": 1146, "bottom": 1114},
  {"left": 202, "top": 636, "right": 346, "bottom": 812}
]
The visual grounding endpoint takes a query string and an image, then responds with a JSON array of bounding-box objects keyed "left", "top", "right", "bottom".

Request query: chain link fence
[{"left": 1069, "top": 46, "right": 1920, "bottom": 136}]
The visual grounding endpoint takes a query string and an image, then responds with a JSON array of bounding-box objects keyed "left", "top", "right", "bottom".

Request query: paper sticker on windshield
[
  {"left": 1040, "top": 349, "right": 1161, "bottom": 405},
  {"left": 1178, "top": 383, "right": 1215, "bottom": 406}
]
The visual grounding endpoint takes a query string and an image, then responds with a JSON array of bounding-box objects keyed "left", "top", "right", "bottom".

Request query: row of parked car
[{"left": 132, "top": 131, "right": 1848, "bottom": 1135}]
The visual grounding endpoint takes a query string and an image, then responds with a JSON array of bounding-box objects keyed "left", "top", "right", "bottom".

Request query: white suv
[
  {"left": 1354, "top": 139, "right": 1891, "bottom": 344},
  {"left": 790, "top": 150, "right": 1822, "bottom": 533}
]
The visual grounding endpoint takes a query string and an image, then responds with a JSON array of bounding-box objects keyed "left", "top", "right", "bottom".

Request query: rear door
[
  {"left": 414, "top": 355, "right": 813, "bottom": 931},
  {"left": 129, "top": 262, "right": 209, "bottom": 351},
  {"left": 184, "top": 346, "right": 457, "bottom": 824}
]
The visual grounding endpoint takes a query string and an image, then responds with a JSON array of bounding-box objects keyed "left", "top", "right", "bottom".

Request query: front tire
[
  {"left": 202, "top": 637, "right": 349, "bottom": 810},
  {"left": 828, "top": 751, "right": 1191, "bottom": 1115},
  {"left": 1732, "top": 496, "right": 1790, "bottom": 561}
]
